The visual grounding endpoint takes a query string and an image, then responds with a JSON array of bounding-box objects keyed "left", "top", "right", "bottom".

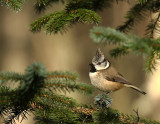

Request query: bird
[{"left": 89, "top": 48, "right": 146, "bottom": 95}]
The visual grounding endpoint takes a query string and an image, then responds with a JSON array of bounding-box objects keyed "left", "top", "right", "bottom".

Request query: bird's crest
[{"left": 92, "top": 48, "right": 105, "bottom": 64}]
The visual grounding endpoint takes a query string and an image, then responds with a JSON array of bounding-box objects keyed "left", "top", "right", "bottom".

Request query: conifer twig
[
  {"left": 146, "top": 12, "right": 160, "bottom": 38},
  {"left": 150, "top": 52, "right": 157, "bottom": 70},
  {"left": 133, "top": 109, "right": 140, "bottom": 124}
]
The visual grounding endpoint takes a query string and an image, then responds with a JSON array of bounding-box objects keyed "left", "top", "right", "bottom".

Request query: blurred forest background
[{"left": 0, "top": 0, "right": 160, "bottom": 123}]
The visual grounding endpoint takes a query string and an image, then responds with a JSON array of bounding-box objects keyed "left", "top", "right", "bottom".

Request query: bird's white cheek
[
  {"left": 95, "top": 62, "right": 110, "bottom": 71},
  {"left": 95, "top": 65, "right": 104, "bottom": 71}
]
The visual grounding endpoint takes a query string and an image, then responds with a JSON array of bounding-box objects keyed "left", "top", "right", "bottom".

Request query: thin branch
[
  {"left": 150, "top": 52, "right": 157, "bottom": 70},
  {"left": 133, "top": 109, "right": 140, "bottom": 124},
  {"left": 146, "top": 12, "right": 160, "bottom": 38}
]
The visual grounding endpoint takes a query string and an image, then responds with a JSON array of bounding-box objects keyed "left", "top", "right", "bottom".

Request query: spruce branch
[
  {"left": 90, "top": 26, "right": 151, "bottom": 51},
  {"left": 72, "top": 106, "right": 94, "bottom": 116},
  {"left": 137, "top": 0, "right": 148, "bottom": 4},
  {"left": 146, "top": 12, "right": 160, "bottom": 38},
  {"left": 30, "top": 12, "right": 62, "bottom": 32},
  {"left": 3, "top": 108, "right": 33, "bottom": 124},
  {"left": 117, "top": 1, "right": 149, "bottom": 32},
  {"left": 45, "top": 9, "right": 101, "bottom": 34},
  {"left": 117, "top": 0, "right": 160, "bottom": 33},
  {"left": 110, "top": 46, "right": 130, "bottom": 57},
  {"left": 47, "top": 71, "right": 78, "bottom": 81},
  {"left": 92, "top": 107, "right": 160, "bottom": 124},
  {"left": 0, "top": 62, "right": 94, "bottom": 123},
  {"left": 18, "top": 62, "right": 46, "bottom": 96},
  {"left": 0, "top": 0, "right": 26, "bottom": 11},
  {"left": 90, "top": 26, "right": 160, "bottom": 52},
  {"left": 33, "top": 93, "right": 79, "bottom": 123},
  {"left": 90, "top": 26, "right": 128, "bottom": 44},
  {"left": 0, "top": 63, "right": 47, "bottom": 124},
  {"left": 0, "top": 87, "right": 14, "bottom": 115},
  {"left": 44, "top": 80, "right": 94, "bottom": 94},
  {"left": 0, "top": 72, "right": 23, "bottom": 85},
  {"left": 34, "top": 107, "right": 79, "bottom": 124},
  {"left": 34, "top": 91, "right": 77, "bottom": 108},
  {"left": 148, "top": 0, "right": 160, "bottom": 13},
  {"left": 65, "top": 0, "right": 111, "bottom": 12},
  {"left": 34, "top": 0, "right": 60, "bottom": 13},
  {"left": 31, "top": 9, "right": 101, "bottom": 34},
  {"left": 144, "top": 51, "right": 159, "bottom": 72}
]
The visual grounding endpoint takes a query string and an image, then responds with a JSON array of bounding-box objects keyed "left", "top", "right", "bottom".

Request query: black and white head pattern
[{"left": 92, "top": 48, "right": 110, "bottom": 70}]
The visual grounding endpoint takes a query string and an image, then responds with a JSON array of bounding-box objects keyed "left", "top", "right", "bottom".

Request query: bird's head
[{"left": 90, "top": 48, "right": 110, "bottom": 71}]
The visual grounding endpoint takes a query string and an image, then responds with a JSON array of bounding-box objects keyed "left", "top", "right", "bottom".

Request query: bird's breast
[{"left": 89, "top": 71, "right": 124, "bottom": 92}]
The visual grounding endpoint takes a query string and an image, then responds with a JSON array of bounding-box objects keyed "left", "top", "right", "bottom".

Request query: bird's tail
[{"left": 124, "top": 84, "right": 146, "bottom": 95}]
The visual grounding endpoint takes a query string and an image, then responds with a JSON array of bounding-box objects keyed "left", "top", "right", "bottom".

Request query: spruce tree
[{"left": 0, "top": 0, "right": 160, "bottom": 123}]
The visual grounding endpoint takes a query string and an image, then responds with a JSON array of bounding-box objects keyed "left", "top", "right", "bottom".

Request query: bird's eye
[{"left": 97, "top": 62, "right": 101, "bottom": 65}]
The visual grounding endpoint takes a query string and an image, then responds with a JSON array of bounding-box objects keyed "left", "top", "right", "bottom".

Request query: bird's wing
[
  {"left": 106, "top": 73, "right": 132, "bottom": 85},
  {"left": 101, "top": 65, "right": 132, "bottom": 85}
]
